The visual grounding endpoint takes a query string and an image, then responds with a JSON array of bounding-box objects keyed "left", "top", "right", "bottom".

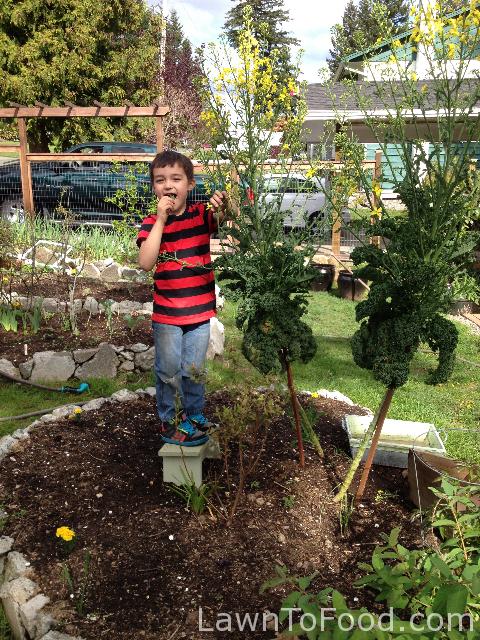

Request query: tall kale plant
[
  {"left": 197, "top": 7, "right": 318, "bottom": 465},
  {"left": 317, "top": 0, "right": 480, "bottom": 500}
]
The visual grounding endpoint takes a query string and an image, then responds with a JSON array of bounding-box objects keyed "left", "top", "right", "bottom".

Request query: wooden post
[
  {"left": 17, "top": 117, "right": 34, "bottom": 217},
  {"left": 155, "top": 116, "right": 164, "bottom": 152},
  {"left": 371, "top": 149, "right": 382, "bottom": 248}
]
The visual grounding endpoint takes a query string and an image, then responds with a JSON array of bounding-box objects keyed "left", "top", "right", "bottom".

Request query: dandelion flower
[{"left": 56, "top": 526, "right": 75, "bottom": 542}]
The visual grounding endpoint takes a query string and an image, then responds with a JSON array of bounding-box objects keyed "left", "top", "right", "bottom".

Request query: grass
[
  {"left": 0, "top": 605, "right": 12, "bottom": 640},
  {"left": 1, "top": 291, "right": 479, "bottom": 461}
]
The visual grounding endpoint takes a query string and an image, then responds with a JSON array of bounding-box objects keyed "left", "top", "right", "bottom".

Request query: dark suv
[{"left": 0, "top": 142, "right": 160, "bottom": 224}]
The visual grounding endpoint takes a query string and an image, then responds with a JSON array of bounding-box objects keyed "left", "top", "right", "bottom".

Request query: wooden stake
[
  {"left": 284, "top": 354, "right": 305, "bottom": 467},
  {"left": 17, "top": 117, "right": 34, "bottom": 218},
  {"left": 355, "top": 387, "right": 395, "bottom": 501},
  {"left": 156, "top": 116, "right": 164, "bottom": 152}
]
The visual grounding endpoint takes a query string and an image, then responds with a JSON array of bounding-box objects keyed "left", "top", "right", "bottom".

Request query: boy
[{"left": 137, "top": 150, "right": 226, "bottom": 446}]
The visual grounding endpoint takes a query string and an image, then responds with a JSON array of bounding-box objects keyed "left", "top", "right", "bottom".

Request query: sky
[{"left": 150, "top": 0, "right": 350, "bottom": 84}]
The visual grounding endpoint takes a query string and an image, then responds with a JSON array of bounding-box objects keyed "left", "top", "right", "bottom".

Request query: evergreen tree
[
  {"left": 223, "top": 0, "right": 299, "bottom": 59},
  {"left": 327, "top": 0, "right": 410, "bottom": 77},
  {"left": 162, "top": 9, "right": 203, "bottom": 148},
  {"left": 0, "top": 0, "right": 164, "bottom": 150}
]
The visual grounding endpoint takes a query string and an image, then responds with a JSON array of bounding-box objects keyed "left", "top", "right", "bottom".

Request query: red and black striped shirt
[{"left": 136, "top": 203, "right": 217, "bottom": 325}]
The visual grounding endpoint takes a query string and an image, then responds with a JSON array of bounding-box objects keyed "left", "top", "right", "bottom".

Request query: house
[{"left": 303, "top": 4, "right": 480, "bottom": 195}]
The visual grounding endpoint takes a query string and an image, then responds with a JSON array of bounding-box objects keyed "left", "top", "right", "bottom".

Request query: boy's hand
[
  {"left": 209, "top": 190, "right": 227, "bottom": 214},
  {"left": 156, "top": 195, "right": 176, "bottom": 221}
]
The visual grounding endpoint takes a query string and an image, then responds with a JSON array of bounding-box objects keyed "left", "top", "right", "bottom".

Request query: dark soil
[
  {"left": 5, "top": 271, "right": 152, "bottom": 304},
  {"left": 1, "top": 272, "right": 154, "bottom": 364},
  {"left": 0, "top": 392, "right": 424, "bottom": 640}
]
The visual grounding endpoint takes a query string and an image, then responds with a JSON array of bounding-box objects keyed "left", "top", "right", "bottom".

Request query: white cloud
[{"left": 150, "top": 0, "right": 349, "bottom": 83}]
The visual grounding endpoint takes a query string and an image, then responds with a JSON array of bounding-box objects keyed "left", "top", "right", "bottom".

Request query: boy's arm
[{"left": 138, "top": 195, "right": 174, "bottom": 271}]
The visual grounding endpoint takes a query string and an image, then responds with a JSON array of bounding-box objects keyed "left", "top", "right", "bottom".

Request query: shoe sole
[{"left": 161, "top": 435, "right": 209, "bottom": 447}]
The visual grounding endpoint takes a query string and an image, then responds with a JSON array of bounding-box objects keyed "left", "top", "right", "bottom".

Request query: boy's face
[{"left": 152, "top": 163, "right": 195, "bottom": 214}]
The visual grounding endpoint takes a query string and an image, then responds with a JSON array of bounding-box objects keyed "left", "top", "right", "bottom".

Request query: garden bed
[{"left": 0, "top": 391, "right": 424, "bottom": 639}]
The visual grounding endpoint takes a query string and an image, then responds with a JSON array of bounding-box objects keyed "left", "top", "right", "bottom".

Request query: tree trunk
[
  {"left": 283, "top": 352, "right": 305, "bottom": 467},
  {"left": 333, "top": 387, "right": 395, "bottom": 503}
]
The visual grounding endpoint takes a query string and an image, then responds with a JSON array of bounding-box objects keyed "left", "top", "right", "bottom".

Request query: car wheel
[{"left": 0, "top": 198, "right": 25, "bottom": 223}]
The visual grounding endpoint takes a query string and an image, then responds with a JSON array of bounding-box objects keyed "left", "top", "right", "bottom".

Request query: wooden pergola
[{"left": 0, "top": 102, "right": 170, "bottom": 214}]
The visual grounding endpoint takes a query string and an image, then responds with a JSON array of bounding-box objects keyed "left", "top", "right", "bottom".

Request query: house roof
[{"left": 306, "top": 79, "right": 480, "bottom": 117}]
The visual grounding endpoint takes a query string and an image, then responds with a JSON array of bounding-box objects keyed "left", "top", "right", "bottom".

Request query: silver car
[{"left": 261, "top": 172, "right": 328, "bottom": 229}]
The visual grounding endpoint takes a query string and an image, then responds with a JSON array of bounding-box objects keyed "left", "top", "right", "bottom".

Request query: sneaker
[
  {"left": 188, "top": 413, "right": 218, "bottom": 433},
  {"left": 161, "top": 417, "right": 208, "bottom": 447}
]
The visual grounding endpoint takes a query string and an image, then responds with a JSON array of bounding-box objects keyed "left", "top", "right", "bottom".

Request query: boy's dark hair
[{"left": 150, "top": 150, "right": 194, "bottom": 184}]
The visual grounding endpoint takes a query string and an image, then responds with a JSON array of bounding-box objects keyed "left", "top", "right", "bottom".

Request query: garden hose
[
  {"left": 0, "top": 370, "right": 90, "bottom": 394},
  {"left": 0, "top": 400, "right": 91, "bottom": 423}
]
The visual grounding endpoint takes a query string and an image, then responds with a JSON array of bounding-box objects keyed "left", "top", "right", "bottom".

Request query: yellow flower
[
  {"left": 372, "top": 181, "right": 382, "bottom": 198},
  {"left": 410, "top": 72, "right": 418, "bottom": 82},
  {"left": 371, "top": 207, "right": 382, "bottom": 217},
  {"left": 392, "top": 40, "right": 402, "bottom": 49},
  {"left": 311, "top": 392, "right": 319, "bottom": 399},
  {"left": 56, "top": 526, "right": 75, "bottom": 542},
  {"left": 73, "top": 407, "right": 82, "bottom": 415}
]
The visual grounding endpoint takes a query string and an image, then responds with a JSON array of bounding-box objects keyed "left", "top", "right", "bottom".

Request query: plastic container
[
  {"left": 337, "top": 270, "right": 368, "bottom": 301},
  {"left": 342, "top": 414, "right": 446, "bottom": 469},
  {"left": 311, "top": 263, "right": 334, "bottom": 292}
]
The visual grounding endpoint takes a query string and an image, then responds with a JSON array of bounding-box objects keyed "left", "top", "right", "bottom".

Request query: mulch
[
  {"left": 1, "top": 273, "right": 154, "bottom": 365},
  {"left": 0, "top": 391, "right": 424, "bottom": 640}
]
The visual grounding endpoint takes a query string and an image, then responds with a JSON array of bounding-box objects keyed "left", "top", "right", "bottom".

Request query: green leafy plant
[
  {"left": 123, "top": 313, "right": 142, "bottom": 333},
  {"left": 214, "top": 388, "right": 279, "bottom": 525},
  {"left": 282, "top": 494, "right": 296, "bottom": 510},
  {"left": 339, "top": 492, "right": 355, "bottom": 536},
  {"left": 450, "top": 272, "right": 480, "bottom": 304},
  {"left": 61, "top": 551, "right": 92, "bottom": 617},
  {"left": 0, "top": 304, "right": 19, "bottom": 332},
  {"left": 197, "top": 7, "right": 319, "bottom": 467},
  {"left": 99, "top": 299, "right": 115, "bottom": 336},
  {"left": 168, "top": 473, "right": 215, "bottom": 516}
]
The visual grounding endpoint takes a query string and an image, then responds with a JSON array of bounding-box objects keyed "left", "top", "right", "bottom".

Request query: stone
[
  {"left": 111, "top": 388, "right": 138, "bottom": 403},
  {"left": 75, "top": 343, "right": 119, "bottom": 379},
  {"left": 0, "top": 535, "right": 14, "bottom": 556},
  {"left": 11, "top": 428, "right": 30, "bottom": 441},
  {"left": 112, "top": 345, "right": 125, "bottom": 353},
  {"left": 119, "top": 351, "right": 133, "bottom": 361},
  {"left": 42, "top": 298, "right": 66, "bottom": 314},
  {"left": 130, "top": 343, "right": 148, "bottom": 353},
  {"left": 119, "top": 360, "right": 135, "bottom": 371},
  {"left": 83, "top": 296, "right": 99, "bottom": 316},
  {"left": 142, "top": 301, "right": 153, "bottom": 313},
  {"left": 19, "top": 594, "right": 51, "bottom": 639},
  {"left": 215, "top": 284, "right": 225, "bottom": 310},
  {"left": 39, "top": 414, "right": 56, "bottom": 423},
  {"left": 51, "top": 405, "right": 79, "bottom": 419},
  {"left": 0, "top": 437, "right": 16, "bottom": 462},
  {"left": 93, "top": 258, "right": 114, "bottom": 271},
  {"left": 135, "top": 388, "right": 146, "bottom": 395},
  {"left": 67, "top": 299, "right": 83, "bottom": 314},
  {"left": 80, "top": 263, "right": 101, "bottom": 279},
  {"left": 33, "top": 245, "right": 55, "bottom": 265},
  {"left": 121, "top": 267, "right": 146, "bottom": 282},
  {"left": 100, "top": 263, "right": 121, "bottom": 283},
  {"left": 81, "top": 397, "right": 108, "bottom": 412},
  {"left": 30, "top": 352, "right": 76, "bottom": 383},
  {"left": 73, "top": 348, "right": 98, "bottom": 364},
  {"left": 206, "top": 317, "right": 224, "bottom": 360},
  {"left": 19, "top": 359, "right": 34, "bottom": 379},
  {"left": 277, "top": 533, "right": 286, "bottom": 544},
  {"left": 116, "top": 300, "right": 143, "bottom": 314},
  {"left": 134, "top": 346, "right": 155, "bottom": 371},
  {"left": 0, "top": 577, "right": 40, "bottom": 640},
  {"left": 4, "top": 552, "right": 31, "bottom": 582},
  {"left": 0, "top": 358, "right": 20, "bottom": 379},
  {"left": 144, "top": 387, "right": 157, "bottom": 397}
]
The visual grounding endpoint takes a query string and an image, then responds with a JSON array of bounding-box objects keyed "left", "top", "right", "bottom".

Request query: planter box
[{"left": 342, "top": 415, "right": 446, "bottom": 469}]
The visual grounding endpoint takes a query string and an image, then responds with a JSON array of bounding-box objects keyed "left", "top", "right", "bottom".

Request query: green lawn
[{"left": 1, "top": 291, "right": 479, "bottom": 460}]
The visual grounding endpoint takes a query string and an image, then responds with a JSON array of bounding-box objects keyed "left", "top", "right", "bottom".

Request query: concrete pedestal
[{"left": 158, "top": 438, "right": 221, "bottom": 487}]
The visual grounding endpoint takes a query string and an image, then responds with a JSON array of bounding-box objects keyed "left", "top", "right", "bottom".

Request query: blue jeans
[{"left": 152, "top": 321, "right": 211, "bottom": 422}]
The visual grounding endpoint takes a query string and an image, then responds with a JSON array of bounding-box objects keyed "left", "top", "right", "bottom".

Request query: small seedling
[
  {"left": 123, "top": 313, "right": 142, "bottom": 333},
  {"left": 169, "top": 470, "right": 214, "bottom": 515},
  {"left": 339, "top": 493, "right": 355, "bottom": 536},
  {"left": 250, "top": 480, "right": 260, "bottom": 491},
  {"left": 282, "top": 494, "right": 296, "bottom": 509}
]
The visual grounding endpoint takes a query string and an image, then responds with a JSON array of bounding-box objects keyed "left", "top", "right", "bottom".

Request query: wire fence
[{"left": 0, "top": 155, "right": 372, "bottom": 253}]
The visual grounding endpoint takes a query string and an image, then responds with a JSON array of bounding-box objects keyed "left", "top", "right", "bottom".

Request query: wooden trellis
[{"left": 0, "top": 102, "right": 170, "bottom": 215}]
